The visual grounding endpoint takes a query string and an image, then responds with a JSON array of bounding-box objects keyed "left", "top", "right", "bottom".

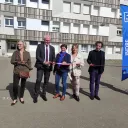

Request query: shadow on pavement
[
  {"left": 6, "top": 82, "right": 73, "bottom": 100},
  {"left": 6, "top": 80, "right": 91, "bottom": 100},
  {"left": 80, "top": 76, "right": 128, "bottom": 95},
  {"left": 67, "top": 83, "right": 90, "bottom": 98},
  {"left": 6, "top": 83, "right": 14, "bottom": 100}
]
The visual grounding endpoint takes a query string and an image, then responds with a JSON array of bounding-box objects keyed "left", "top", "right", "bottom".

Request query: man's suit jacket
[
  {"left": 35, "top": 43, "right": 55, "bottom": 71},
  {"left": 87, "top": 50, "right": 105, "bottom": 74}
]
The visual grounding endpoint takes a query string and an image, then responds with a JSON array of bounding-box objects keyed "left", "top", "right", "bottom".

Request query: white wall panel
[
  {"left": 26, "top": 0, "right": 38, "bottom": 8},
  {"left": 98, "top": 26, "right": 109, "bottom": 36},
  {"left": 0, "top": 0, "right": 5, "bottom": 3},
  {"left": 100, "top": 7, "right": 117, "bottom": 18},
  {"left": 26, "top": 18, "right": 41, "bottom": 31}
]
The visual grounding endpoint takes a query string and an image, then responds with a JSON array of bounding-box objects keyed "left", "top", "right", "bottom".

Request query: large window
[
  {"left": 30, "top": 41, "right": 38, "bottom": 45},
  {"left": 83, "top": 5, "right": 90, "bottom": 14},
  {"left": 107, "top": 46, "right": 113, "bottom": 54},
  {"left": 18, "top": 18, "right": 26, "bottom": 28},
  {"left": 72, "top": 24, "right": 80, "bottom": 34},
  {"left": 52, "top": 22, "right": 60, "bottom": 32},
  {"left": 73, "top": 3, "right": 81, "bottom": 14},
  {"left": 18, "top": 0, "right": 26, "bottom": 5},
  {"left": 92, "top": 6, "right": 99, "bottom": 16},
  {"left": 63, "top": 2, "right": 71, "bottom": 13},
  {"left": 81, "top": 44, "right": 88, "bottom": 52},
  {"left": 5, "top": 0, "right": 13, "bottom": 3},
  {"left": 41, "top": 21, "right": 49, "bottom": 31},
  {"left": 62, "top": 23, "right": 70, "bottom": 33},
  {"left": 29, "top": 41, "right": 38, "bottom": 51},
  {"left": 117, "top": 28, "right": 122, "bottom": 36},
  {"left": 7, "top": 41, "right": 17, "bottom": 53},
  {"left": 42, "top": 0, "right": 49, "bottom": 3},
  {"left": 30, "top": 0, "right": 37, "bottom": 2},
  {"left": 115, "top": 47, "right": 121, "bottom": 54},
  {"left": 111, "top": 8, "right": 117, "bottom": 18},
  {"left": 82, "top": 25, "right": 89, "bottom": 34},
  {"left": 5, "top": 17, "right": 14, "bottom": 27},
  {"left": 91, "top": 26, "right": 98, "bottom": 35},
  {"left": 91, "top": 45, "right": 95, "bottom": 50}
]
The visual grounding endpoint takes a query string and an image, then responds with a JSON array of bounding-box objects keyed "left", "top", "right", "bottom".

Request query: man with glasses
[{"left": 34, "top": 35, "right": 55, "bottom": 103}]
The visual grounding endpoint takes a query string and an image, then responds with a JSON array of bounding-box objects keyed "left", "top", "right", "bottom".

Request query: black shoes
[
  {"left": 33, "top": 93, "right": 38, "bottom": 103},
  {"left": 76, "top": 96, "right": 80, "bottom": 102},
  {"left": 33, "top": 93, "right": 48, "bottom": 103},
  {"left": 95, "top": 96, "right": 101, "bottom": 100},
  {"left": 33, "top": 97, "right": 38, "bottom": 103},
  {"left": 72, "top": 94, "right": 76, "bottom": 98},
  {"left": 90, "top": 96, "right": 94, "bottom": 100},
  {"left": 41, "top": 95, "right": 47, "bottom": 101},
  {"left": 72, "top": 94, "right": 80, "bottom": 102},
  {"left": 90, "top": 95, "right": 101, "bottom": 100}
]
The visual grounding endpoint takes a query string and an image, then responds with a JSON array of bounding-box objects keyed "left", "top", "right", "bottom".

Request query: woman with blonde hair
[
  {"left": 70, "top": 44, "right": 84, "bottom": 102},
  {"left": 10, "top": 40, "right": 32, "bottom": 106}
]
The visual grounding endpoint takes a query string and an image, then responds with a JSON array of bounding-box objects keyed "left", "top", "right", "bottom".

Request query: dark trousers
[
  {"left": 55, "top": 71, "right": 68, "bottom": 96},
  {"left": 35, "top": 68, "right": 50, "bottom": 96},
  {"left": 13, "top": 73, "right": 26, "bottom": 100},
  {"left": 89, "top": 70, "right": 101, "bottom": 97}
]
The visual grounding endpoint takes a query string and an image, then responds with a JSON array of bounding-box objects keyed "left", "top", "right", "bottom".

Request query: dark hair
[
  {"left": 95, "top": 41, "right": 104, "bottom": 47},
  {"left": 71, "top": 43, "right": 79, "bottom": 54},
  {"left": 60, "top": 44, "right": 67, "bottom": 49}
]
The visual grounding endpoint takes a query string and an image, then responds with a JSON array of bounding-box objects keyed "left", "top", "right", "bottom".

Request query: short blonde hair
[{"left": 17, "top": 40, "right": 27, "bottom": 50}]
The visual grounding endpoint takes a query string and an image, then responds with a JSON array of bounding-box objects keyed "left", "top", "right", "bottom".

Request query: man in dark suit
[
  {"left": 34, "top": 35, "right": 55, "bottom": 103},
  {"left": 87, "top": 41, "right": 105, "bottom": 100}
]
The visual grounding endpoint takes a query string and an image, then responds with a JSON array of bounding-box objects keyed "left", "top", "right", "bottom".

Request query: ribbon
[{"left": 45, "top": 62, "right": 125, "bottom": 67}]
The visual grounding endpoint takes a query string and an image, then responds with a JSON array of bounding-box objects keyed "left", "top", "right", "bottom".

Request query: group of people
[{"left": 10, "top": 35, "right": 105, "bottom": 106}]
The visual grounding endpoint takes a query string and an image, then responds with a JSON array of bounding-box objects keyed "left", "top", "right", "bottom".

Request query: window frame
[
  {"left": 5, "top": 0, "right": 13, "bottom": 3},
  {"left": 18, "top": 0, "right": 26, "bottom": 5},
  {"left": 63, "top": 2, "right": 71, "bottom": 13},
  {"left": 18, "top": 20, "right": 26, "bottom": 28},
  {"left": 30, "top": 0, "right": 38, "bottom": 2},
  {"left": 5, "top": 17, "right": 14, "bottom": 27},
  {"left": 117, "top": 28, "right": 122, "bottom": 36},
  {"left": 73, "top": 3, "right": 81, "bottom": 14},
  {"left": 7, "top": 42, "right": 17, "bottom": 53},
  {"left": 83, "top": 4, "right": 90, "bottom": 15},
  {"left": 81, "top": 44, "right": 88, "bottom": 52}
]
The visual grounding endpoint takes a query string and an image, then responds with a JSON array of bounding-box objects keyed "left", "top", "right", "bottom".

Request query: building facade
[{"left": 0, "top": 0, "right": 122, "bottom": 59}]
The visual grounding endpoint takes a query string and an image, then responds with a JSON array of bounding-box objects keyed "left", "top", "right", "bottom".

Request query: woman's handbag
[
  {"left": 16, "top": 51, "right": 30, "bottom": 79},
  {"left": 19, "top": 71, "right": 29, "bottom": 79}
]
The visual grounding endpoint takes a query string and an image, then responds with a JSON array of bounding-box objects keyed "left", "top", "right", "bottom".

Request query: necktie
[{"left": 46, "top": 45, "right": 48, "bottom": 62}]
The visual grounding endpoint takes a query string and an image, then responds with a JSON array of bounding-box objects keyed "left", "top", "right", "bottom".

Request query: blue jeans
[
  {"left": 89, "top": 70, "right": 101, "bottom": 97},
  {"left": 55, "top": 71, "right": 68, "bottom": 96}
]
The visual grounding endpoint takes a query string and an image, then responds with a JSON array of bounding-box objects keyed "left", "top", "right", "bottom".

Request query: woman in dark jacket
[
  {"left": 10, "top": 40, "right": 32, "bottom": 106},
  {"left": 53, "top": 44, "right": 71, "bottom": 101}
]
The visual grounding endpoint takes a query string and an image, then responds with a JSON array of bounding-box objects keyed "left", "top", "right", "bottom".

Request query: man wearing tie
[{"left": 34, "top": 35, "right": 55, "bottom": 103}]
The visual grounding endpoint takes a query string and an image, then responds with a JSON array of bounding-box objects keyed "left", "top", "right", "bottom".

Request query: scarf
[{"left": 57, "top": 52, "right": 66, "bottom": 67}]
